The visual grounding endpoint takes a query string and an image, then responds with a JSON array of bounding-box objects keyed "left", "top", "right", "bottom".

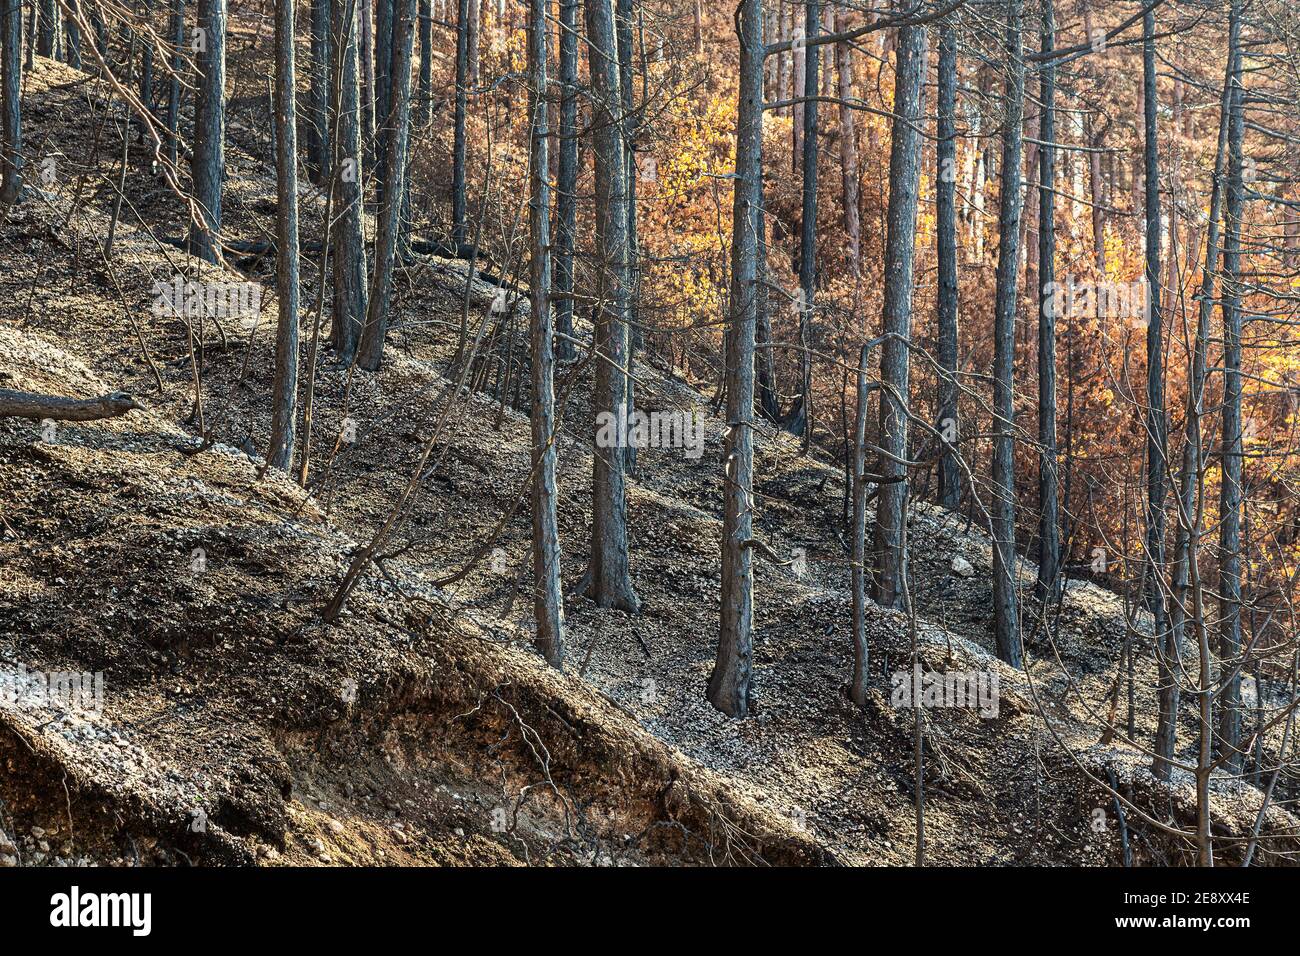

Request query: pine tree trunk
[
  {"left": 1218, "top": 38, "right": 1247, "bottom": 775},
  {"left": 836, "top": 8, "right": 859, "bottom": 274},
  {"left": 991, "top": 0, "right": 1025, "bottom": 667},
  {"left": 935, "top": 20, "right": 959, "bottom": 512},
  {"left": 710, "top": 0, "right": 763, "bottom": 718},
  {"left": 552, "top": 0, "right": 579, "bottom": 362},
  {"left": 579, "top": 0, "right": 638, "bottom": 614},
  {"left": 755, "top": 187, "right": 780, "bottom": 422},
  {"left": 1, "top": 0, "right": 23, "bottom": 205},
  {"left": 329, "top": 0, "right": 369, "bottom": 364},
  {"left": 36, "top": 0, "right": 53, "bottom": 57},
  {"left": 1036, "top": 0, "right": 1060, "bottom": 599},
  {"left": 1156, "top": 0, "right": 1240, "bottom": 784},
  {"left": 267, "top": 0, "right": 301, "bottom": 472},
  {"left": 361, "top": 0, "right": 377, "bottom": 158},
  {"left": 65, "top": 0, "right": 81, "bottom": 68},
  {"left": 466, "top": 0, "right": 480, "bottom": 84},
  {"left": 165, "top": 0, "right": 185, "bottom": 167},
  {"left": 527, "top": 0, "right": 565, "bottom": 668},
  {"left": 141, "top": 0, "right": 156, "bottom": 110},
  {"left": 1141, "top": 8, "right": 1170, "bottom": 705},
  {"left": 788, "top": 0, "right": 818, "bottom": 439},
  {"left": 1086, "top": 113, "right": 1105, "bottom": 270},
  {"left": 616, "top": 0, "right": 639, "bottom": 473},
  {"left": 188, "top": 0, "right": 226, "bottom": 264},
  {"left": 418, "top": 0, "right": 433, "bottom": 127},
  {"left": 791, "top": 8, "right": 803, "bottom": 170},
  {"left": 452, "top": 0, "right": 469, "bottom": 244},
  {"left": 307, "top": 0, "right": 332, "bottom": 182},
  {"left": 872, "top": 21, "right": 927, "bottom": 611},
  {"left": 851, "top": 341, "right": 871, "bottom": 705},
  {"left": 357, "top": 0, "right": 415, "bottom": 371}
]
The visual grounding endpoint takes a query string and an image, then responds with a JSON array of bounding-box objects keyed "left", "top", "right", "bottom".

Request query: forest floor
[{"left": 0, "top": 56, "right": 1296, "bottom": 867}]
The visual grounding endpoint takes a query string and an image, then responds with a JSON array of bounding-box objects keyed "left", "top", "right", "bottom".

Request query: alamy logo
[
  {"left": 595, "top": 405, "right": 704, "bottom": 460},
  {"left": 152, "top": 274, "right": 263, "bottom": 327},
  {"left": 891, "top": 666, "right": 999, "bottom": 719},
  {"left": 50, "top": 886, "right": 152, "bottom": 936},
  {"left": 0, "top": 664, "right": 104, "bottom": 714},
  {"left": 1042, "top": 277, "right": 1150, "bottom": 327}
]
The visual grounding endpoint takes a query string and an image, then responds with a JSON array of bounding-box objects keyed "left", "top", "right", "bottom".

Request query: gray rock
[{"left": 951, "top": 556, "right": 976, "bottom": 578}]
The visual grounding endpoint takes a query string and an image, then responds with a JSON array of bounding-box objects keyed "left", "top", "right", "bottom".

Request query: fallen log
[
  {"left": 155, "top": 235, "right": 526, "bottom": 296},
  {"left": 0, "top": 388, "right": 143, "bottom": 422}
]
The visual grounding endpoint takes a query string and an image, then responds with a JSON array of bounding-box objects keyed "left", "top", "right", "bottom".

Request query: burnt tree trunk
[
  {"left": 1141, "top": 6, "right": 1170, "bottom": 705},
  {"left": 935, "top": 18, "right": 960, "bottom": 512},
  {"left": 357, "top": 0, "right": 415, "bottom": 371},
  {"left": 328, "top": 0, "right": 368, "bottom": 364},
  {"left": 872, "top": 20, "right": 927, "bottom": 611},
  {"left": 1156, "top": 0, "right": 1240, "bottom": 784},
  {"left": 578, "top": 0, "right": 639, "bottom": 614},
  {"left": 527, "top": 0, "right": 565, "bottom": 667},
  {"left": 1036, "top": 0, "right": 1060, "bottom": 599},
  {"left": 552, "top": 0, "right": 578, "bottom": 362},
  {"left": 165, "top": 0, "right": 185, "bottom": 166},
  {"left": 788, "top": 0, "right": 818, "bottom": 441},
  {"left": 709, "top": 0, "right": 763, "bottom": 717},
  {"left": 1, "top": 0, "right": 22, "bottom": 205},
  {"left": 307, "top": 0, "right": 332, "bottom": 182},
  {"left": 991, "top": 0, "right": 1024, "bottom": 667},
  {"left": 188, "top": 0, "right": 226, "bottom": 264},
  {"left": 836, "top": 5, "right": 859, "bottom": 272},
  {"left": 1218, "top": 34, "right": 1247, "bottom": 775},
  {"left": 451, "top": 0, "right": 469, "bottom": 244},
  {"left": 267, "top": 0, "right": 301, "bottom": 472}
]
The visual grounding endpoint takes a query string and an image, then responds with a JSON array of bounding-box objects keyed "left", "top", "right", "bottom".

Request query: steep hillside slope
[{"left": 0, "top": 57, "right": 1294, "bottom": 867}]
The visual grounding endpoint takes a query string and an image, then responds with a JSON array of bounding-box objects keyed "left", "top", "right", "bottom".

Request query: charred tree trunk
[
  {"left": 1218, "top": 38, "right": 1247, "bottom": 775},
  {"left": 851, "top": 341, "right": 871, "bottom": 705},
  {"left": 617, "top": 0, "right": 639, "bottom": 472},
  {"left": 452, "top": 0, "right": 469, "bottom": 244},
  {"left": 165, "top": 0, "right": 185, "bottom": 167},
  {"left": 991, "top": 0, "right": 1024, "bottom": 667},
  {"left": 36, "top": 0, "right": 53, "bottom": 57},
  {"left": 552, "top": 0, "right": 578, "bottom": 362},
  {"left": 141, "top": 0, "right": 156, "bottom": 110},
  {"left": 307, "top": 0, "right": 332, "bottom": 182},
  {"left": 710, "top": 0, "right": 763, "bottom": 718},
  {"left": 1086, "top": 112, "right": 1105, "bottom": 271},
  {"left": 872, "top": 21, "right": 927, "bottom": 611},
  {"left": 357, "top": 0, "right": 415, "bottom": 371},
  {"left": 418, "top": 0, "right": 432, "bottom": 127},
  {"left": 65, "top": 0, "right": 81, "bottom": 68},
  {"left": 361, "top": 0, "right": 377, "bottom": 156},
  {"left": 1156, "top": 0, "right": 1240, "bottom": 785},
  {"left": 578, "top": 0, "right": 639, "bottom": 614},
  {"left": 527, "top": 0, "right": 565, "bottom": 667},
  {"left": 466, "top": 0, "right": 480, "bottom": 84},
  {"left": 755, "top": 183, "right": 780, "bottom": 422},
  {"left": 329, "top": 0, "right": 368, "bottom": 364},
  {"left": 1141, "top": 7, "right": 1170, "bottom": 704},
  {"left": 836, "top": 6, "right": 859, "bottom": 273},
  {"left": 188, "top": 0, "right": 226, "bottom": 264},
  {"left": 788, "top": 0, "right": 818, "bottom": 441},
  {"left": 935, "top": 18, "right": 959, "bottom": 512},
  {"left": 1036, "top": 0, "right": 1060, "bottom": 599},
  {"left": 267, "top": 0, "right": 301, "bottom": 472},
  {"left": 1, "top": 0, "right": 22, "bottom": 205}
]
